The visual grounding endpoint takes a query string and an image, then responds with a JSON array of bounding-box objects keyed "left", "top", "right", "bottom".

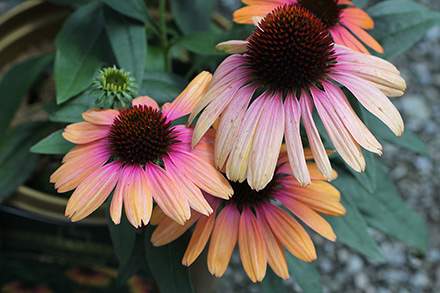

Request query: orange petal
[
  {"left": 262, "top": 203, "right": 316, "bottom": 262},
  {"left": 151, "top": 212, "right": 201, "bottom": 246},
  {"left": 150, "top": 205, "right": 166, "bottom": 225},
  {"left": 238, "top": 206, "right": 267, "bottom": 282},
  {"left": 277, "top": 195, "right": 337, "bottom": 241},
  {"left": 256, "top": 208, "right": 289, "bottom": 280},
  {"left": 233, "top": 5, "right": 278, "bottom": 24},
  {"left": 63, "top": 122, "right": 109, "bottom": 144},
  {"left": 66, "top": 161, "right": 122, "bottom": 221},
  {"left": 208, "top": 204, "right": 240, "bottom": 277},
  {"left": 82, "top": 108, "right": 119, "bottom": 125},
  {"left": 183, "top": 212, "right": 216, "bottom": 266},
  {"left": 341, "top": 8, "right": 374, "bottom": 29}
]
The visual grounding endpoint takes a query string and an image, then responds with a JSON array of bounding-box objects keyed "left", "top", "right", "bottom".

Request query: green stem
[{"left": 159, "top": 0, "right": 170, "bottom": 71}]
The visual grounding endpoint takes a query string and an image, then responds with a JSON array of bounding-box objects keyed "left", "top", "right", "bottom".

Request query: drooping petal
[
  {"left": 163, "top": 157, "right": 213, "bottom": 216},
  {"left": 342, "top": 22, "right": 383, "bottom": 53},
  {"left": 168, "top": 150, "right": 232, "bottom": 199},
  {"left": 341, "top": 7, "right": 374, "bottom": 29},
  {"left": 238, "top": 206, "right": 267, "bottom": 282},
  {"left": 132, "top": 96, "right": 159, "bottom": 110},
  {"left": 151, "top": 212, "right": 201, "bottom": 246},
  {"left": 262, "top": 203, "right": 316, "bottom": 262},
  {"left": 311, "top": 86, "right": 366, "bottom": 172},
  {"left": 183, "top": 212, "right": 217, "bottom": 266},
  {"left": 65, "top": 161, "right": 122, "bottom": 221},
  {"left": 284, "top": 92, "right": 310, "bottom": 186},
  {"left": 208, "top": 204, "right": 240, "bottom": 277},
  {"left": 277, "top": 194, "right": 337, "bottom": 241},
  {"left": 248, "top": 93, "right": 285, "bottom": 191},
  {"left": 150, "top": 205, "right": 166, "bottom": 225},
  {"left": 329, "top": 26, "right": 369, "bottom": 54},
  {"left": 120, "top": 165, "right": 153, "bottom": 228},
  {"left": 233, "top": 4, "right": 278, "bottom": 24},
  {"left": 162, "top": 71, "right": 212, "bottom": 122},
  {"left": 330, "top": 72, "right": 404, "bottom": 136},
  {"left": 51, "top": 140, "right": 110, "bottom": 192},
  {"left": 256, "top": 208, "right": 289, "bottom": 280},
  {"left": 82, "top": 108, "right": 119, "bottom": 125},
  {"left": 191, "top": 72, "right": 250, "bottom": 148},
  {"left": 299, "top": 91, "right": 335, "bottom": 181},
  {"left": 63, "top": 122, "right": 110, "bottom": 144},
  {"left": 322, "top": 80, "right": 382, "bottom": 155},
  {"left": 215, "top": 84, "right": 256, "bottom": 170},
  {"left": 226, "top": 92, "right": 270, "bottom": 183},
  {"left": 145, "top": 163, "right": 191, "bottom": 225}
]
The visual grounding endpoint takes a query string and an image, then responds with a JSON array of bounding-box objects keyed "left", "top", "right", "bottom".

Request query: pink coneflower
[
  {"left": 51, "top": 72, "right": 233, "bottom": 226},
  {"left": 234, "top": 0, "right": 383, "bottom": 54},
  {"left": 189, "top": 4, "right": 405, "bottom": 191},
  {"left": 150, "top": 148, "right": 345, "bottom": 282}
]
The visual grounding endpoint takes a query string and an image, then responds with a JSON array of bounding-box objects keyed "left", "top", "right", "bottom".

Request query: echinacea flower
[
  {"left": 51, "top": 72, "right": 233, "bottom": 227},
  {"left": 189, "top": 4, "right": 405, "bottom": 191},
  {"left": 150, "top": 148, "right": 345, "bottom": 282},
  {"left": 234, "top": 0, "right": 383, "bottom": 54}
]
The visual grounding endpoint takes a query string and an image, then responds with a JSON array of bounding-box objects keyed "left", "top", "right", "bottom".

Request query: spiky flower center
[
  {"left": 229, "top": 176, "right": 279, "bottom": 210},
  {"left": 108, "top": 105, "right": 175, "bottom": 166},
  {"left": 297, "top": 0, "right": 342, "bottom": 28},
  {"left": 246, "top": 4, "right": 336, "bottom": 90}
]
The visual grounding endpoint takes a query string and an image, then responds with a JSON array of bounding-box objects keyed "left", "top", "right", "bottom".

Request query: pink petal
[
  {"left": 63, "top": 122, "right": 110, "bottom": 144},
  {"left": 248, "top": 92, "right": 285, "bottom": 191},
  {"left": 284, "top": 92, "right": 310, "bottom": 186},
  {"left": 82, "top": 108, "right": 119, "bottom": 125},
  {"left": 132, "top": 96, "right": 159, "bottom": 110},
  {"left": 66, "top": 161, "right": 122, "bottom": 221}
]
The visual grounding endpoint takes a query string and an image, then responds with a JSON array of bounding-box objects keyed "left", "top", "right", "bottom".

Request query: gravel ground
[{"left": 216, "top": 0, "right": 440, "bottom": 292}]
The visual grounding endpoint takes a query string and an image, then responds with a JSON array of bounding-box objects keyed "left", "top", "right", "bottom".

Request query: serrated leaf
[
  {"left": 285, "top": 252, "right": 322, "bottom": 293},
  {"left": 141, "top": 72, "right": 188, "bottom": 105},
  {"left": 101, "top": 0, "right": 150, "bottom": 24},
  {"left": 369, "top": 0, "right": 440, "bottom": 60},
  {"left": 0, "top": 122, "right": 51, "bottom": 202},
  {"left": 54, "top": 2, "right": 110, "bottom": 104},
  {"left": 144, "top": 226, "right": 193, "bottom": 293},
  {"left": 104, "top": 5, "right": 146, "bottom": 84},
  {"left": 261, "top": 267, "right": 287, "bottom": 293},
  {"left": 0, "top": 54, "right": 54, "bottom": 139},
  {"left": 30, "top": 129, "right": 75, "bottom": 154},
  {"left": 329, "top": 172, "right": 385, "bottom": 262},
  {"left": 170, "top": 0, "right": 215, "bottom": 34}
]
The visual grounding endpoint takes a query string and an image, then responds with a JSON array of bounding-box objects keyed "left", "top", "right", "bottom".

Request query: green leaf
[
  {"left": 141, "top": 72, "right": 188, "bottom": 105},
  {"left": 170, "top": 0, "right": 215, "bottom": 34},
  {"left": 30, "top": 129, "right": 75, "bottom": 154},
  {"left": 0, "top": 54, "right": 54, "bottom": 139},
  {"left": 101, "top": 0, "right": 150, "bottom": 24},
  {"left": 104, "top": 6, "right": 147, "bottom": 85},
  {"left": 106, "top": 195, "right": 138, "bottom": 267},
  {"left": 177, "top": 26, "right": 254, "bottom": 56},
  {"left": 144, "top": 226, "right": 194, "bottom": 293},
  {"left": 336, "top": 158, "right": 428, "bottom": 253},
  {"left": 47, "top": 92, "right": 94, "bottom": 123},
  {"left": 54, "top": 2, "right": 110, "bottom": 104},
  {"left": 261, "top": 267, "right": 287, "bottom": 293},
  {"left": 285, "top": 252, "right": 322, "bottom": 293},
  {"left": 329, "top": 172, "right": 385, "bottom": 262},
  {"left": 369, "top": 0, "right": 440, "bottom": 60},
  {"left": 0, "top": 122, "right": 51, "bottom": 202},
  {"left": 365, "top": 111, "right": 431, "bottom": 157},
  {"left": 352, "top": 0, "right": 368, "bottom": 8},
  {"left": 362, "top": 160, "right": 428, "bottom": 253}
]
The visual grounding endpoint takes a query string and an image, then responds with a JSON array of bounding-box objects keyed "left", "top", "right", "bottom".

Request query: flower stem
[{"left": 159, "top": 0, "right": 170, "bottom": 71}]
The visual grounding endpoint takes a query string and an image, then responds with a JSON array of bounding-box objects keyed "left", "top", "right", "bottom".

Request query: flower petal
[
  {"left": 183, "top": 212, "right": 216, "bottom": 266},
  {"left": 208, "top": 204, "right": 240, "bottom": 277},
  {"left": 82, "top": 108, "right": 119, "bottom": 125},
  {"left": 216, "top": 40, "right": 249, "bottom": 54},
  {"left": 248, "top": 93, "right": 285, "bottom": 191},
  {"left": 262, "top": 203, "right": 316, "bottom": 262},
  {"left": 132, "top": 96, "right": 159, "bottom": 110},
  {"left": 66, "top": 161, "right": 122, "bottom": 221},
  {"left": 284, "top": 92, "right": 310, "bottom": 186},
  {"left": 63, "top": 122, "right": 110, "bottom": 144},
  {"left": 151, "top": 212, "right": 201, "bottom": 246},
  {"left": 162, "top": 71, "right": 212, "bottom": 121},
  {"left": 239, "top": 206, "right": 267, "bottom": 283}
]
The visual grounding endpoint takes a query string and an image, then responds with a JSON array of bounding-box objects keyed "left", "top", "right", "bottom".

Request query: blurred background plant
[{"left": 0, "top": 0, "right": 439, "bottom": 292}]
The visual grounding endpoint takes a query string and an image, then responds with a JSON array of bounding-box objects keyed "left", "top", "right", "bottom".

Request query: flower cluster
[{"left": 51, "top": 0, "right": 406, "bottom": 284}]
